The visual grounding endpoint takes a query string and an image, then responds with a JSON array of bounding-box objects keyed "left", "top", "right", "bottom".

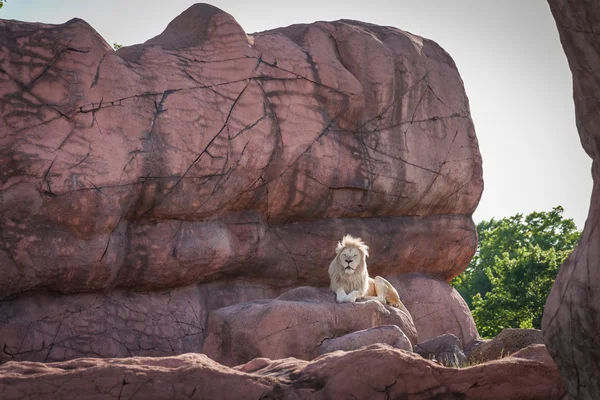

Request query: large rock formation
[
  {"left": 0, "top": 275, "right": 476, "bottom": 364},
  {"left": 0, "top": 3, "right": 482, "bottom": 364},
  {"left": 0, "top": 344, "right": 565, "bottom": 400},
  {"left": 0, "top": 3, "right": 481, "bottom": 301},
  {"left": 544, "top": 1, "right": 600, "bottom": 398},
  {"left": 202, "top": 286, "right": 416, "bottom": 366}
]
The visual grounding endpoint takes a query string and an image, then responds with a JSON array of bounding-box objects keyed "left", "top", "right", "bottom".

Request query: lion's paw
[{"left": 346, "top": 290, "right": 360, "bottom": 303}]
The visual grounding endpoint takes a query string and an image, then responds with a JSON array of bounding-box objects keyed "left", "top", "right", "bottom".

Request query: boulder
[
  {"left": 0, "top": 344, "right": 565, "bottom": 400},
  {"left": 414, "top": 333, "right": 467, "bottom": 367},
  {"left": 202, "top": 286, "right": 416, "bottom": 366},
  {"left": 511, "top": 344, "right": 557, "bottom": 366},
  {"left": 0, "top": 3, "right": 482, "bottom": 302},
  {"left": 387, "top": 273, "right": 480, "bottom": 349},
  {"left": 468, "top": 328, "right": 543, "bottom": 364},
  {"left": 544, "top": 1, "right": 600, "bottom": 398},
  {"left": 317, "top": 325, "right": 412, "bottom": 355}
]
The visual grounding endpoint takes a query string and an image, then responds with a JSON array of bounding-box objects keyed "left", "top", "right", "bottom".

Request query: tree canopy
[{"left": 451, "top": 206, "right": 581, "bottom": 337}]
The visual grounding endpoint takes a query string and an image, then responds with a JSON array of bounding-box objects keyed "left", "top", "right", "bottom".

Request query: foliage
[
  {"left": 0, "top": 1, "right": 5, "bottom": 10},
  {"left": 113, "top": 43, "right": 123, "bottom": 50},
  {"left": 451, "top": 206, "right": 580, "bottom": 337}
]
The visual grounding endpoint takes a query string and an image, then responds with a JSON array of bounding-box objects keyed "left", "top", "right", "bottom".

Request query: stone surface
[
  {"left": 544, "top": 1, "right": 600, "bottom": 398},
  {"left": 202, "top": 286, "right": 416, "bottom": 366},
  {"left": 0, "top": 3, "right": 482, "bottom": 302},
  {"left": 511, "top": 344, "right": 557, "bottom": 366},
  {"left": 387, "top": 273, "right": 480, "bottom": 349},
  {"left": 0, "top": 344, "right": 565, "bottom": 400},
  {"left": 0, "top": 282, "right": 282, "bottom": 364},
  {"left": 0, "top": 266, "right": 482, "bottom": 364},
  {"left": 468, "top": 328, "right": 543, "bottom": 364},
  {"left": 317, "top": 325, "right": 412, "bottom": 355},
  {"left": 414, "top": 333, "right": 467, "bottom": 367}
]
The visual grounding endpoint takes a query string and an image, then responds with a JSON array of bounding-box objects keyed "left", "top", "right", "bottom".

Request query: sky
[{"left": 1, "top": 0, "right": 593, "bottom": 228}]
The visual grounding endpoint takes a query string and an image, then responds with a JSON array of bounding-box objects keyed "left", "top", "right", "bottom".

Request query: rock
[
  {"left": 511, "top": 344, "right": 556, "bottom": 366},
  {"left": 0, "top": 344, "right": 565, "bottom": 400},
  {"left": 386, "top": 273, "right": 480, "bottom": 349},
  {"left": 317, "top": 325, "right": 412, "bottom": 355},
  {"left": 0, "top": 281, "right": 282, "bottom": 364},
  {"left": 468, "top": 328, "right": 543, "bottom": 364},
  {"left": 544, "top": 1, "right": 600, "bottom": 398},
  {"left": 202, "top": 286, "right": 416, "bottom": 366},
  {"left": 0, "top": 3, "right": 482, "bottom": 301},
  {"left": 414, "top": 333, "right": 467, "bottom": 367}
]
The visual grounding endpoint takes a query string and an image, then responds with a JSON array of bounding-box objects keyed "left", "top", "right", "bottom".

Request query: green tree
[
  {"left": 451, "top": 206, "right": 580, "bottom": 337},
  {"left": 113, "top": 43, "right": 123, "bottom": 50}
]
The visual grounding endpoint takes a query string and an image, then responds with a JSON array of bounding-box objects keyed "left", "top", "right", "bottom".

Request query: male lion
[{"left": 328, "top": 235, "right": 409, "bottom": 314}]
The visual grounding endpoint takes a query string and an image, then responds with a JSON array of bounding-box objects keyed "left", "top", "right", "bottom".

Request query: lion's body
[{"left": 328, "top": 235, "right": 409, "bottom": 315}]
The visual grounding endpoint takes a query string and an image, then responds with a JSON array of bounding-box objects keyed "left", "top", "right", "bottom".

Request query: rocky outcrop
[
  {"left": 468, "top": 328, "right": 543, "bottom": 364},
  {"left": 202, "top": 286, "right": 416, "bottom": 366},
  {"left": 0, "top": 3, "right": 482, "bottom": 303},
  {"left": 1, "top": 274, "right": 477, "bottom": 364},
  {"left": 317, "top": 325, "right": 412, "bottom": 355},
  {"left": 0, "top": 3, "right": 483, "bottom": 367},
  {"left": 414, "top": 333, "right": 467, "bottom": 367},
  {"left": 0, "top": 344, "right": 565, "bottom": 400},
  {"left": 544, "top": 1, "right": 600, "bottom": 398},
  {"left": 387, "top": 272, "right": 480, "bottom": 349}
]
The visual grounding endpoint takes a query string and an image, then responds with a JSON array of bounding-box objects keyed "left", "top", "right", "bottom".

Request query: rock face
[
  {"left": 0, "top": 274, "right": 477, "bottom": 364},
  {"left": 0, "top": 344, "right": 565, "bottom": 400},
  {"left": 202, "top": 286, "right": 416, "bottom": 366},
  {"left": 468, "top": 328, "right": 544, "bottom": 364},
  {"left": 544, "top": 1, "right": 600, "bottom": 398},
  {"left": 387, "top": 273, "right": 480, "bottom": 349},
  {"left": 414, "top": 333, "right": 467, "bottom": 367},
  {"left": 317, "top": 325, "right": 412, "bottom": 355},
  {"left": 0, "top": 3, "right": 482, "bottom": 303}
]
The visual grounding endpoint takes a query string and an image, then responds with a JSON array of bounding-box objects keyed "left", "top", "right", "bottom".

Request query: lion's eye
[{"left": 353, "top": 255, "right": 357, "bottom": 258}]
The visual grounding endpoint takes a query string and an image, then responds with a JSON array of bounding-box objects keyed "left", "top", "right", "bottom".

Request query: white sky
[{"left": 2, "top": 0, "right": 593, "bottom": 228}]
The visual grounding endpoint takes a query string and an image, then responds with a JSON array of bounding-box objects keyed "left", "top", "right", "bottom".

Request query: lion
[{"left": 328, "top": 234, "right": 410, "bottom": 315}]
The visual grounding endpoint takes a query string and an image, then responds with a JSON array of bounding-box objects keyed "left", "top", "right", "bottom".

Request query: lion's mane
[{"left": 328, "top": 234, "right": 370, "bottom": 295}]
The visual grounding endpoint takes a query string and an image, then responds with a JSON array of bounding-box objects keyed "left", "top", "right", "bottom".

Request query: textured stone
[
  {"left": 0, "top": 3, "right": 482, "bottom": 302},
  {"left": 202, "top": 286, "right": 416, "bottom": 366},
  {"left": 387, "top": 273, "right": 480, "bottom": 349},
  {"left": 0, "top": 266, "right": 483, "bottom": 364},
  {"left": 468, "top": 328, "right": 543, "bottom": 364},
  {"left": 414, "top": 333, "right": 467, "bottom": 367},
  {"left": 0, "top": 282, "right": 282, "bottom": 364},
  {"left": 544, "top": 2, "right": 600, "bottom": 398},
  {"left": 317, "top": 325, "right": 412, "bottom": 355},
  {"left": 511, "top": 344, "right": 557, "bottom": 366},
  {"left": 0, "top": 344, "right": 565, "bottom": 400}
]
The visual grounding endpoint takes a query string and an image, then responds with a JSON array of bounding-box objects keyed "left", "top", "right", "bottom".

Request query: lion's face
[{"left": 338, "top": 246, "right": 363, "bottom": 275}]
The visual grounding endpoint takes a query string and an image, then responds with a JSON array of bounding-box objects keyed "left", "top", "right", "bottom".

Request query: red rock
[
  {"left": 202, "top": 286, "right": 416, "bottom": 366},
  {"left": 0, "top": 3, "right": 482, "bottom": 301},
  {"left": 0, "top": 344, "right": 565, "bottom": 400},
  {"left": 511, "top": 344, "right": 557, "bottom": 366},
  {"left": 317, "top": 325, "right": 412, "bottom": 355},
  {"left": 387, "top": 273, "right": 480, "bottom": 349},
  {"left": 544, "top": 1, "right": 600, "bottom": 398},
  {"left": 0, "top": 282, "right": 282, "bottom": 364}
]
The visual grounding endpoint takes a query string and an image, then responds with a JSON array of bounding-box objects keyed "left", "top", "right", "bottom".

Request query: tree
[
  {"left": 113, "top": 43, "right": 123, "bottom": 50},
  {"left": 0, "top": 1, "right": 6, "bottom": 10},
  {"left": 451, "top": 206, "right": 580, "bottom": 337}
]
